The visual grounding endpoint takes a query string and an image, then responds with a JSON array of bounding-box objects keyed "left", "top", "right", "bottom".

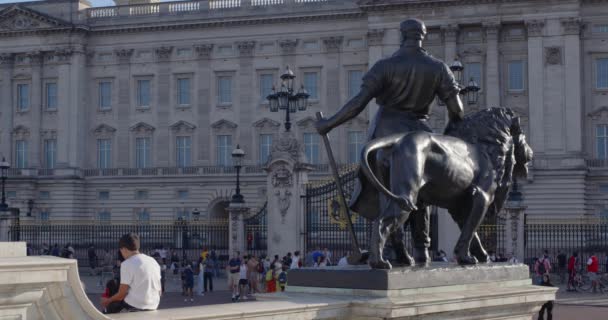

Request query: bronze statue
[
  {"left": 360, "top": 108, "right": 532, "bottom": 267},
  {"left": 315, "top": 18, "right": 464, "bottom": 266}
]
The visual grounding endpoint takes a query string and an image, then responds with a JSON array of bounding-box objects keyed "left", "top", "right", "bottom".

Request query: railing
[
  {"left": 586, "top": 158, "right": 608, "bottom": 167},
  {"left": 86, "top": 0, "right": 333, "bottom": 19},
  {"left": 11, "top": 219, "right": 230, "bottom": 267}
]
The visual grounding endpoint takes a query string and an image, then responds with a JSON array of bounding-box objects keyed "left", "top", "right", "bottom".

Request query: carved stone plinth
[{"left": 227, "top": 202, "right": 248, "bottom": 257}]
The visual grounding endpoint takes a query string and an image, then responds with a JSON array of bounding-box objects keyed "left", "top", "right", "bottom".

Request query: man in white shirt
[
  {"left": 290, "top": 251, "right": 301, "bottom": 269},
  {"left": 101, "top": 233, "right": 162, "bottom": 314}
]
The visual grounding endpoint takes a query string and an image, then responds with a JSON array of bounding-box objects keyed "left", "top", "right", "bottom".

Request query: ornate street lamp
[
  {"left": 506, "top": 180, "right": 524, "bottom": 209},
  {"left": 449, "top": 58, "right": 464, "bottom": 84},
  {"left": 231, "top": 145, "right": 245, "bottom": 204},
  {"left": 266, "top": 66, "right": 309, "bottom": 131},
  {"left": 27, "top": 199, "right": 34, "bottom": 217},
  {"left": 0, "top": 157, "right": 9, "bottom": 212},
  {"left": 449, "top": 58, "right": 481, "bottom": 105}
]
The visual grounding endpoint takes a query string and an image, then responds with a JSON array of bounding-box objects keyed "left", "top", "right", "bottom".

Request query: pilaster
[
  {"left": 228, "top": 203, "right": 248, "bottom": 256},
  {"left": 561, "top": 18, "right": 583, "bottom": 154},
  {"left": 237, "top": 41, "right": 256, "bottom": 161},
  {"left": 366, "top": 28, "right": 384, "bottom": 121},
  {"left": 115, "top": 48, "right": 134, "bottom": 167},
  {"left": 322, "top": 36, "right": 343, "bottom": 158},
  {"left": 0, "top": 53, "right": 13, "bottom": 161},
  {"left": 484, "top": 22, "right": 500, "bottom": 108},
  {"left": 194, "top": 44, "right": 214, "bottom": 162},
  {"left": 155, "top": 46, "right": 173, "bottom": 167},
  {"left": 525, "top": 20, "right": 545, "bottom": 155},
  {"left": 27, "top": 51, "right": 43, "bottom": 168},
  {"left": 55, "top": 49, "right": 72, "bottom": 169}
]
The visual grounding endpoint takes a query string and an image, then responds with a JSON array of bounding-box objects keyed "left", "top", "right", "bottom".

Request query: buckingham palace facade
[{"left": 1, "top": 0, "right": 608, "bottom": 223}]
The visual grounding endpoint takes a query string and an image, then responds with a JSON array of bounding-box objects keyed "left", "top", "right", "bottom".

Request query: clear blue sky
[{"left": 0, "top": 0, "right": 183, "bottom": 7}]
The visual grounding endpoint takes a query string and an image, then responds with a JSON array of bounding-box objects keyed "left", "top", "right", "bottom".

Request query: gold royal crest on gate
[{"left": 327, "top": 197, "right": 359, "bottom": 230}]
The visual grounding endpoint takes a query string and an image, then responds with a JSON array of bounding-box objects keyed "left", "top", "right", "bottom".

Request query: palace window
[
  {"left": 304, "top": 133, "right": 320, "bottom": 164},
  {"left": 260, "top": 74, "right": 274, "bottom": 103},
  {"left": 348, "top": 70, "right": 363, "bottom": 99},
  {"left": 217, "top": 135, "right": 232, "bottom": 166},
  {"left": 137, "top": 208, "right": 150, "bottom": 222},
  {"left": 597, "top": 124, "right": 608, "bottom": 159},
  {"left": 39, "top": 210, "right": 50, "bottom": 221},
  {"left": 177, "top": 189, "right": 189, "bottom": 200},
  {"left": 304, "top": 72, "right": 319, "bottom": 99},
  {"left": 45, "top": 82, "right": 58, "bottom": 110},
  {"left": 15, "top": 140, "right": 28, "bottom": 168},
  {"left": 135, "top": 137, "right": 151, "bottom": 168},
  {"left": 177, "top": 78, "right": 191, "bottom": 105},
  {"left": 98, "top": 210, "right": 111, "bottom": 222},
  {"left": 137, "top": 79, "right": 151, "bottom": 107},
  {"left": 44, "top": 139, "right": 56, "bottom": 169},
  {"left": 135, "top": 190, "right": 149, "bottom": 200},
  {"left": 176, "top": 136, "right": 192, "bottom": 167},
  {"left": 98, "top": 81, "right": 112, "bottom": 110},
  {"left": 259, "top": 134, "right": 273, "bottom": 164},
  {"left": 508, "top": 61, "right": 524, "bottom": 91},
  {"left": 39, "top": 191, "right": 50, "bottom": 200},
  {"left": 348, "top": 131, "right": 365, "bottom": 164},
  {"left": 98, "top": 191, "right": 110, "bottom": 200},
  {"left": 596, "top": 58, "right": 608, "bottom": 89},
  {"left": 217, "top": 76, "right": 232, "bottom": 105},
  {"left": 97, "top": 139, "right": 112, "bottom": 169},
  {"left": 17, "top": 84, "right": 29, "bottom": 111}
]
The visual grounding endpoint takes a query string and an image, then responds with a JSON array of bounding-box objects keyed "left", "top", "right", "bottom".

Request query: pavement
[{"left": 80, "top": 270, "right": 608, "bottom": 318}]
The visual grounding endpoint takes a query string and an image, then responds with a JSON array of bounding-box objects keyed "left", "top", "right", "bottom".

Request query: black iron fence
[
  {"left": 524, "top": 220, "right": 608, "bottom": 271},
  {"left": 9, "top": 219, "right": 229, "bottom": 267},
  {"left": 244, "top": 202, "right": 268, "bottom": 258}
]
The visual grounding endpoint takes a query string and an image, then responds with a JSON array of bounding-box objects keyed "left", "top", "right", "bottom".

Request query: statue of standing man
[{"left": 315, "top": 19, "right": 465, "bottom": 269}]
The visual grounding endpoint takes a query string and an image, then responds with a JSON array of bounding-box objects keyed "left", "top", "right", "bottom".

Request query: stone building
[{"left": 0, "top": 0, "right": 607, "bottom": 228}]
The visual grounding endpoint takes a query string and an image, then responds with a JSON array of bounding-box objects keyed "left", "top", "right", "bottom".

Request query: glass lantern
[
  {"left": 0, "top": 157, "right": 9, "bottom": 179},
  {"left": 450, "top": 58, "right": 464, "bottom": 84},
  {"left": 280, "top": 66, "right": 296, "bottom": 91},
  {"left": 288, "top": 96, "right": 297, "bottom": 113},
  {"left": 465, "top": 77, "right": 480, "bottom": 105},
  {"left": 296, "top": 85, "right": 309, "bottom": 111},
  {"left": 278, "top": 84, "right": 289, "bottom": 109},
  {"left": 231, "top": 145, "right": 245, "bottom": 168},
  {"left": 267, "top": 87, "right": 279, "bottom": 112}
]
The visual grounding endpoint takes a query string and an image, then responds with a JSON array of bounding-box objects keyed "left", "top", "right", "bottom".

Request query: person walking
[
  {"left": 567, "top": 252, "right": 578, "bottom": 292},
  {"left": 101, "top": 233, "right": 161, "bottom": 314},
  {"left": 228, "top": 252, "right": 241, "bottom": 302},
  {"left": 197, "top": 257, "right": 205, "bottom": 296},
  {"left": 183, "top": 263, "right": 194, "bottom": 302},
  {"left": 556, "top": 250, "right": 567, "bottom": 284},
  {"left": 88, "top": 244, "right": 98, "bottom": 276},
  {"left": 247, "top": 255, "right": 260, "bottom": 294},
  {"left": 538, "top": 274, "right": 554, "bottom": 320},
  {"left": 290, "top": 251, "right": 301, "bottom": 270},
  {"left": 238, "top": 257, "right": 249, "bottom": 300},
  {"left": 204, "top": 256, "right": 214, "bottom": 293},
  {"left": 534, "top": 251, "right": 551, "bottom": 285},
  {"left": 587, "top": 251, "right": 600, "bottom": 293},
  {"left": 265, "top": 264, "right": 276, "bottom": 293}
]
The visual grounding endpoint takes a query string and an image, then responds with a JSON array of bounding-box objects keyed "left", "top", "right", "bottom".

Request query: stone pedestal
[
  {"left": 227, "top": 202, "right": 248, "bottom": 257},
  {"left": 257, "top": 263, "right": 557, "bottom": 320},
  {"left": 0, "top": 212, "right": 13, "bottom": 242},
  {"left": 265, "top": 131, "right": 312, "bottom": 258}
]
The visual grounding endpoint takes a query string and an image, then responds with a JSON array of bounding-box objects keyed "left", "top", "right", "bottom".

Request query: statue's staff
[{"left": 316, "top": 112, "right": 368, "bottom": 264}]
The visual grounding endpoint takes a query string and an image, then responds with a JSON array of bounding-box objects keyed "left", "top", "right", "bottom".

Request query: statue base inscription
[{"left": 256, "top": 263, "right": 556, "bottom": 319}]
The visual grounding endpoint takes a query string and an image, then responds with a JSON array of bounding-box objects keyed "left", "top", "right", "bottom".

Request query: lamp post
[
  {"left": 266, "top": 66, "right": 310, "bottom": 131},
  {"left": 449, "top": 58, "right": 481, "bottom": 105},
  {"left": 231, "top": 145, "right": 245, "bottom": 204},
  {"left": 0, "top": 157, "right": 9, "bottom": 212}
]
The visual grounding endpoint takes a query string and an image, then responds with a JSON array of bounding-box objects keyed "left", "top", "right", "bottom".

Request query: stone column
[
  {"left": 155, "top": 46, "right": 173, "bottom": 167},
  {"left": 54, "top": 49, "right": 73, "bottom": 168},
  {"left": 561, "top": 18, "right": 583, "bottom": 154},
  {"left": 484, "top": 22, "right": 501, "bottom": 108},
  {"left": 228, "top": 202, "right": 248, "bottom": 256},
  {"left": 194, "top": 44, "right": 214, "bottom": 163},
  {"left": 441, "top": 24, "right": 458, "bottom": 126},
  {"left": 27, "top": 51, "right": 43, "bottom": 168},
  {"left": 525, "top": 20, "right": 545, "bottom": 154},
  {"left": 265, "top": 131, "right": 311, "bottom": 258},
  {"left": 115, "top": 49, "right": 134, "bottom": 168},
  {"left": 0, "top": 54, "right": 13, "bottom": 160},
  {"left": 366, "top": 29, "right": 385, "bottom": 120},
  {"left": 67, "top": 45, "right": 87, "bottom": 168},
  {"left": 504, "top": 207, "right": 526, "bottom": 262}
]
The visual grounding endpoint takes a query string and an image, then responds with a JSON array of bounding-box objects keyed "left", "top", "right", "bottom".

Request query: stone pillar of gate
[
  {"left": 0, "top": 211, "right": 15, "bottom": 242},
  {"left": 228, "top": 203, "right": 248, "bottom": 257},
  {"left": 264, "top": 131, "right": 312, "bottom": 259},
  {"left": 506, "top": 207, "right": 526, "bottom": 262}
]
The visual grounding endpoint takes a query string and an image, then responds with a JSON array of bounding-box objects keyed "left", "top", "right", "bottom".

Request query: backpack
[
  {"left": 538, "top": 258, "right": 547, "bottom": 274},
  {"left": 278, "top": 271, "right": 287, "bottom": 284}
]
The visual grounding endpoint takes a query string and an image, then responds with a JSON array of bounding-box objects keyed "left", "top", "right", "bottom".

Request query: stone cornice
[
  {"left": 525, "top": 19, "right": 545, "bottom": 37},
  {"left": 253, "top": 118, "right": 281, "bottom": 129},
  {"left": 114, "top": 48, "right": 134, "bottom": 60},
  {"left": 155, "top": 46, "right": 173, "bottom": 61},
  {"left": 236, "top": 41, "right": 256, "bottom": 57},
  {"left": 0, "top": 4, "right": 89, "bottom": 38},
  {"left": 170, "top": 120, "right": 196, "bottom": 134},
  {"left": 561, "top": 17, "right": 582, "bottom": 36},
  {"left": 194, "top": 44, "right": 214, "bottom": 58},
  {"left": 211, "top": 119, "right": 238, "bottom": 130},
  {"left": 279, "top": 39, "right": 298, "bottom": 54},
  {"left": 367, "top": 29, "right": 385, "bottom": 46},
  {"left": 0, "top": 52, "right": 13, "bottom": 65},
  {"left": 25, "top": 50, "right": 43, "bottom": 66},
  {"left": 483, "top": 22, "right": 500, "bottom": 41},
  {"left": 441, "top": 24, "right": 459, "bottom": 42},
  {"left": 322, "top": 36, "right": 344, "bottom": 53},
  {"left": 359, "top": 0, "right": 530, "bottom": 12}
]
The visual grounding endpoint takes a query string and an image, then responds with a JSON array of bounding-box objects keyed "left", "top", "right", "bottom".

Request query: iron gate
[{"left": 244, "top": 202, "right": 268, "bottom": 258}]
